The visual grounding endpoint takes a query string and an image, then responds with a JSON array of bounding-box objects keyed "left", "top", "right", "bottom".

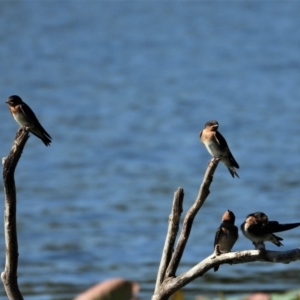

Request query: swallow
[
  {"left": 241, "top": 212, "right": 300, "bottom": 249},
  {"left": 200, "top": 120, "right": 239, "bottom": 178},
  {"left": 6, "top": 95, "right": 52, "bottom": 146},
  {"left": 213, "top": 210, "right": 238, "bottom": 272}
]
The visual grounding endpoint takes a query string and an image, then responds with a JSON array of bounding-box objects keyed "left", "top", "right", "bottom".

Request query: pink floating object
[{"left": 74, "top": 278, "right": 139, "bottom": 300}]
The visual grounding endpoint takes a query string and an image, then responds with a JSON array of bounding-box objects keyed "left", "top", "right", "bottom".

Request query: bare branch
[
  {"left": 165, "top": 158, "right": 220, "bottom": 278},
  {"left": 154, "top": 188, "right": 184, "bottom": 292},
  {"left": 152, "top": 155, "right": 300, "bottom": 300},
  {"left": 152, "top": 248, "right": 300, "bottom": 300},
  {"left": 1, "top": 127, "right": 29, "bottom": 300}
]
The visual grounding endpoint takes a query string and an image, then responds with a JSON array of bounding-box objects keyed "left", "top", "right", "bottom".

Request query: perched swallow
[
  {"left": 241, "top": 212, "right": 300, "bottom": 248},
  {"left": 200, "top": 120, "right": 239, "bottom": 178},
  {"left": 213, "top": 210, "right": 238, "bottom": 272},
  {"left": 6, "top": 95, "right": 52, "bottom": 146}
]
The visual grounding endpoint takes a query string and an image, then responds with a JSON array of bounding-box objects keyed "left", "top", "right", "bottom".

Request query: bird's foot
[{"left": 253, "top": 242, "right": 265, "bottom": 250}]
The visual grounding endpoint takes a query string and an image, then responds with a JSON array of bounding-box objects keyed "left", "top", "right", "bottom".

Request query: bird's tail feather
[
  {"left": 273, "top": 223, "right": 300, "bottom": 233},
  {"left": 272, "top": 234, "right": 283, "bottom": 247},
  {"left": 228, "top": 167, "right": 239, "bottom": 178}
]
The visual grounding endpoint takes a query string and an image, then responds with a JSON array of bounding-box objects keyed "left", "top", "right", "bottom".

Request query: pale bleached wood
[
  {"left": 1, "top": 127, "right": 29, "bottom": 300},
  {"left": 165, "top": 158, "right": 220, "bottom": 278},
  {"left": 152, "top": 156, "right": 300, "bottom": 300},
  {"left": 152, "top": 248, "right": 300, "bottom": 300},
  {"left": 154, "top": 188, "right": 184, "bottom": 292}
]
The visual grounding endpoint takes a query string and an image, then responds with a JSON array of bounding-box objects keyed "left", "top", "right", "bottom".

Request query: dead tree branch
[
  {"left": 152, "top": 248, "right": 300, "bottom": 300},
  {"left": 165, "top": 157, "right": 220, "bottom": 278},
  {"left": 1, "top": 127, "right": 29, "bottom": 300},
  {"left": 154, "top": 188, "right": 184, "bottom": 292},
  {"left": 152, "top": 157, "right": 300, "bottom": 300}
]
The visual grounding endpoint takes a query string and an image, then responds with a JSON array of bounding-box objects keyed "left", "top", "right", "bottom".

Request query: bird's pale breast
[{"left": 13, "top": 111, "right": 31, "bottom": 127}]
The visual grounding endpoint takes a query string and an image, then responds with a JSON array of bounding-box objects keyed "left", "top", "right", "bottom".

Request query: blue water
[{"left": 0, "top": 1, "right": 300, "bottom": 299}]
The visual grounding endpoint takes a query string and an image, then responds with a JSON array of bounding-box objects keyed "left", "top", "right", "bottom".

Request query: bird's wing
[
  {"left": 214, "top": 226, "right": 222, "bottom": 247},
  {"left": 228, "top": 150, "right": 239, "bottom": 168},
  {"left": 214, "top": 131, "right": 229, "bottom": 148},
  {"left": 231, "top": 225, "right": 239, "bottom": 238},
  {"left": 265, "top": 222, "right": 300, "bottom": 233},
  {"left": 19, "top": 104, "right": 38, "bottom": 125},
  {"left": 247, "top": 222, "right": 265, "bottom": 235},
  {"left": 215, "top": 132, "right": 239, "bottom": 168},
  {"left": 253, "top": 221, "right": 300, "bottom": 235}
]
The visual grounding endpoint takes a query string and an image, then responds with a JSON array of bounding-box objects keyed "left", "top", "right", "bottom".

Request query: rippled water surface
[{"left": 0, "top": 1, "right": 300, "bottom": 299}]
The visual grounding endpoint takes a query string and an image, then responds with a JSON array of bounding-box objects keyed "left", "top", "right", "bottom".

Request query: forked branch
[
  {"left": 152, "top": 157, "right": 300, "bottom": 300},
  {"left": 165, "top": 157, "right": 220, "bottom": 278},
  {"left": 153, "top": 158, "right": 220, "bottom": 300}
]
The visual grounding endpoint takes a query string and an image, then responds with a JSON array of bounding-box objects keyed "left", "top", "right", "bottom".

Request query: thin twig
[
  {"left": 1, "top": 127, "right": 29, "bottom": 300},
  {"left": 154, "top": 188, "right": 184, "bottom": 292}
]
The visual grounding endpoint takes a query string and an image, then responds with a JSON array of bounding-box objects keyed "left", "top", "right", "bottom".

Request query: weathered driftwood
[
  {"left": 2, "top": 127, "right": 29, "bottom": 300},
  {"left": 153, "top": 248, "right": 300, "bottom": 300},
  {"left": 152, "top": 158, "right": 300, "bottom": 300},
  {"left": 154, "top": 188, "right": 184, "bottom": 291}
]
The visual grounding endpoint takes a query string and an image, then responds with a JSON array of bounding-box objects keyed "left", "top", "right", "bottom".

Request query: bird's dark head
[
  {"left": 6, "top": 95, "right": 23, "bottom": 107},
  {"left": 205, "top": 120, "right": 219, "bottom": 131},
  {"left": 222, "top": 209, "right": 236, "bottom": 224}
]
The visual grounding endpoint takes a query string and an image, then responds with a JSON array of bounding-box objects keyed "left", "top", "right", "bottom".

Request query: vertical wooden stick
[
  {"left": 154, "top": 188, "right": 184, "bottom": 292},
  {"left": 1, "top": 127, "right": 29, "bottom": 300}
]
